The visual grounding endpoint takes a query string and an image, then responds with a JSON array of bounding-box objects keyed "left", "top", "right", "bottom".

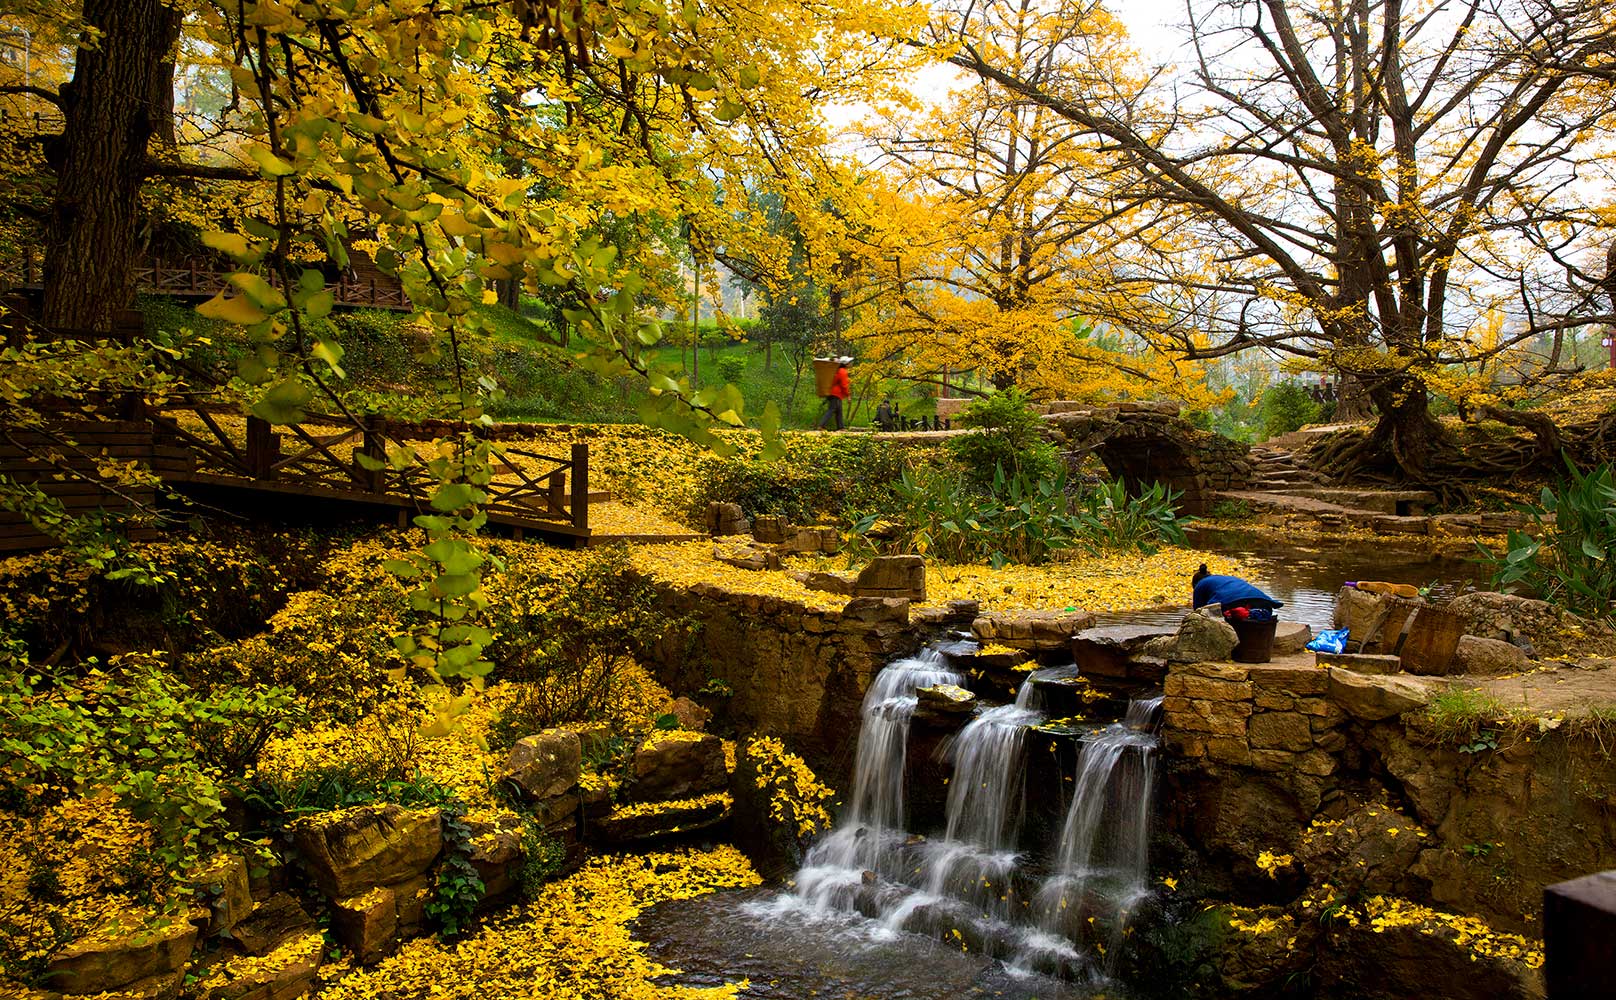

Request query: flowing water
[{"left": 731, "top": 647, "right": 1163, "bottom": 994}]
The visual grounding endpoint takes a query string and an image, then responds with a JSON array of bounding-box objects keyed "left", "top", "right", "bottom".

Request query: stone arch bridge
[
  {"left": 1040, "top": 402, "right": 1254, "bottom": 514},
  {"left": 880, "top": 400, "right": 1255, "bottom": 514}
]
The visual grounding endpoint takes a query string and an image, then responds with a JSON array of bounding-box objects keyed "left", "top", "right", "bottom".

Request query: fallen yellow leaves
[{"left": 317, "top": 845, "right": 761, "bottom": 1000}]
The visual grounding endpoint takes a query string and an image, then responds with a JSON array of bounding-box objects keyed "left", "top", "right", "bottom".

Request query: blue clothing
[{"left": 1193, "top": 575, "right": 1282, "bottom": 610}]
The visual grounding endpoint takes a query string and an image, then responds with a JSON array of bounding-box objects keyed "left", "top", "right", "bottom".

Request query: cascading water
[
  {"left": 787, "top": 648, "right": 962, "bottom": 913},
  {"left": 1015, "top": 695, "right": 1162, "bottom": 977},
  {"left": 765, "top": 641, "right": 1163, "bottom": 986},
  {"left": 881, "top": 700, "right": 1040, "bottom": 939}
]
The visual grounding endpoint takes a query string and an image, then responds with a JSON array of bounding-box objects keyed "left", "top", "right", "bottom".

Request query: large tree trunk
[
  {"left": 1353, "top": 376, "right": 1450, "bottom": 485},
  {"left": 41, "top": 0, "right": 181, "bottom": 334}
]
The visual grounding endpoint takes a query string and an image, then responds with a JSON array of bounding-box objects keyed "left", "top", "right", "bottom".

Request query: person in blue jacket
[{"left": 1192, "top": 563, "right": 1283, "bottom": 612}]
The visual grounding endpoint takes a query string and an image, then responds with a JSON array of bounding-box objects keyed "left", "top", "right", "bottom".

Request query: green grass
[
  {"left": 140, "top": 295, "right": 947, "bottom": 430},
  {"left": 1417, "top": 687, "right": 1516, "bottom": 745},
  {"left": 476, "top": 303, "right": 940, "bottom": 429}
]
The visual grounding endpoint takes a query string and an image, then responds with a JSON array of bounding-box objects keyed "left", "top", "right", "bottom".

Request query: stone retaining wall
[
  {"left": 640, "top": 578, "right": 925, "bottom": 745},
  {"left": 1160, "top": 659, "right": 1616, "bottom": 936}
]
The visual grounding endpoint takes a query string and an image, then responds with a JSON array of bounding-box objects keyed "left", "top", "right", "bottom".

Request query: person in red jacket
[{"left": 817, "top": 358, "right": 851, "bottom": 430}]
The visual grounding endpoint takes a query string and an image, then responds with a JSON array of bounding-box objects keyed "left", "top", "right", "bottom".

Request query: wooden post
[
  {"left": 357, "top": 416, "right": 385, "bottom": 492},
  {"left": 246, "top": 416, "right": 279, "bottom": 479},
  {"left": 571, "top": 442, "right": 588, "bottom": 532},
  {"left": 547, "top": 471, "right": 565, "bottom": 516}
]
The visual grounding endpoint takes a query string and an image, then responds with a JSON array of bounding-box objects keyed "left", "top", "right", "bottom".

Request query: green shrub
[
  {"left": 486, "top": 548, "right": 683, "bottom": 748},
  {"left": 518, "top": 824, "right": 568, "bottom": 899},
  {"left": 0, "top": 655, "right": 303, "bottom": 866},
  {"left": 687, "top": 435, "right": 913, "bottom": 524},
  {"left": 866, "top": 467, "right": 1186, "bottom": 566},
  {"left": 1258, "top": 381, "right": 1321, "bottom": 439},
  {"left": 948, "top": 389, "right": 1060, "bottom": 486},
  {"left": 1483, "top": 460, "right": 1616, "bottom": 619},
  {"left": 717, "top": 354, "right": 747, "bottom": 384}
]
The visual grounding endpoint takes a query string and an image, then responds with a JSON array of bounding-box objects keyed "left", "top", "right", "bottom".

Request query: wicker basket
[{"left": 1400, "top": 605, "right": 1464, "bottom": 675}]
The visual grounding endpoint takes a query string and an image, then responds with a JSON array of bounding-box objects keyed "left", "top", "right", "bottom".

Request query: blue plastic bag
[{"left": 1306, "top": 627, "right": 1350, "bottom": 654}]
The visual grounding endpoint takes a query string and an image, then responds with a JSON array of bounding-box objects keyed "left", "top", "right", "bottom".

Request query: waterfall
[
  {"left": 881, "top": 700, "right": 1040, "bottom": 939},
  {"left": 762, "top": 642, "right": 1164, "bottom": 984},
  {"left": 1016, "top": 695, "right": 1163, "bottom": 977},
  {"left": 786, "top": 648, "right": 961, "bottom": 913}
]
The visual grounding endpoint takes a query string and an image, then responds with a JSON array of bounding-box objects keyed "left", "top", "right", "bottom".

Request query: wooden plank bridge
[{"left": 1, "top": 406, "right": 601, "bottom": 552}]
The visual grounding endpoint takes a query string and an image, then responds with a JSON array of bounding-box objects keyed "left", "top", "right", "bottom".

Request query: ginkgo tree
[
  {"left": 839, "top": 0, "right": 1224, "bottom": 407},
  {"left": 942, "top": 0, "right": 1616, "bottom": 484},
  {"left": 3, "top": 0, "right": 935, "bottom": 677}
]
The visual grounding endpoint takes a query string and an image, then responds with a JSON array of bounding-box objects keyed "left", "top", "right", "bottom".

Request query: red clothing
[{"left": 829, "top": 366, "right": 850, "bottom": 399}]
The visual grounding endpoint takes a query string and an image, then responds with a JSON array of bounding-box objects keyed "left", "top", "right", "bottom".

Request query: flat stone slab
[
  {"left": 1072, "top": 623, "right": 1177, "bottom": 648},
  {"left": 1316, "top": 652, "right": 1403, "bottom": 674}
]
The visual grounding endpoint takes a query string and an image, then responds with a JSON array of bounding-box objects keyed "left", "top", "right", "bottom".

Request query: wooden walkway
[
  {"left": 2, "top": 407, "right": 616, "bottom": 551},
  {"left": 8, "top": 258, "right": 410, "bottom": 311},
  {"left": 153, "top": 407, "right": 596, "bottom": 545}
]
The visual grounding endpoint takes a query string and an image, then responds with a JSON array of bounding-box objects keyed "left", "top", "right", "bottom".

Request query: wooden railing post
[
  {"left": 246, "top": 416, "right": 279, "bottom": 479},
  {"left": 357, "top": 416, "right": 385, "bottom": 492},
  {"left": 547, "top": 471, "right": 565, "bottom": 515},
  {"left": 571, "top": 442, "right": 588, "bottom": 531}
]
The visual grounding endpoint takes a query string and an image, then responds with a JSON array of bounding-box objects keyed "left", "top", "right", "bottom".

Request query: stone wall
[
  {"left": 640, "top": 578, "right": 925, "bottom": 755},
  {"left": 1160, "top": 660, "right": 1616, "bottom": 936}
]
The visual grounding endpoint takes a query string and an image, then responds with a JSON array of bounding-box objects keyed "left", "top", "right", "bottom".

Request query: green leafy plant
[
  {"left": 487, "top": 548, "right": 684, "bottom": 748},
  {"left": 1483, "top": 459, "right": 1616, "bottom": 619},
  {"left": 425, "top": 802, "right": 485, "bottom": 938},
  {"left": 0, "top": 656, "right": 302, "bottom": 870},
  {"left": 947, "top": 388, "right": 1060, "bottom": 487},
  {"left": 518, "top": 824, "right": 568, "bottom": 900},
  {"left": 875, "top": 466, "right": 1186, "bottom": 566}
]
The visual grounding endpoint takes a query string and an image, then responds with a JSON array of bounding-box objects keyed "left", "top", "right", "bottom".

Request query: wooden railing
[
  {"left": 7, "top": 256, "right": 410, "bottom": 311},
  {"left": 150, "top": 407, "right": 588, "bottom": 533}
]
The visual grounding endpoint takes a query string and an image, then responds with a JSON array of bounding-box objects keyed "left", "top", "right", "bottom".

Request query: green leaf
[
  {"left": 382, "top": 558, "right": 422, "bottom": 580},
  {"left": 202, "top": 231, "right": 254, "bottom": 261},
  {"left": 304, "top": 289, "right": 335, "bottom": 320},
  {"left": 249, "top": 145, "right": 297, "bottom": 177},
  {"left": 197, "top": 292, "right": 269, "bottom": 326},
  {"left": 311, "top": 339, "right": 345, "bottom": 377},
  {"left": 431, "top": 482, "right": 481, "bottom": 513},
  {"left": 229, "top": 273, "right": 287, "bottom": 311},
  {"left": 248, "top": 379, "right": 311, "bottom": 424}
]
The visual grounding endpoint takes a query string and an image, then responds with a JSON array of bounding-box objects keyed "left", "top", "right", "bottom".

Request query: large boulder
[
  {"left": 198, "top": 931, "right": 323, "bottom": 1000},
  {"left": 331, "top": 886, "right": 397, "bottom": 965},
  {"left": 594, "top": 794, "right": 731, "bottom": 843},
  {"left": 1145, "top": 611, "right": 1239, "bottom": 664},
  {"left": 1451, "top": 635, "right": 1530, "bottom": 675},
  {"left": 1448, "top": 591, "right": 1605, "bottom": 657},
  {"left": 627, "top": 731, "right": 728, "bottom": 802},
  {"left": 1327, "top": 669, "right": 1430, "bottom": 721},
  {"left": 188, "top": 854, "right": 253, "bottom": 936},
  {"left": 505, "top": 729, "right": 582, "bottom": 802},
  {"left": 46, "top": 915, "right": 197, "bottom": 995},
  {"left": 973, "top": 609, "right": 1097, "bottom": 652},
  {"left": 289, "top": 804, "right": 441, "bottom": 899},
  {"left": 1072, "top": 623, "right": 1176, "bottom": 678},
  {"left": 1271, "top": 621, "right": 1313, "bottom": 654}
]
